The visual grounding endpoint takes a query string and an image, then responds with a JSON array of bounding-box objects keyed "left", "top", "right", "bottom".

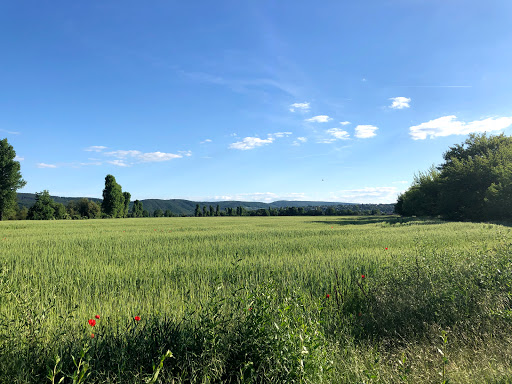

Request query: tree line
[{"left": 395, "top": 133, "right": 512, "bottom": 221}]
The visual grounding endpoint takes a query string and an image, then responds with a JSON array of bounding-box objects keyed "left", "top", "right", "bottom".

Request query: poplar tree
[
  {"left": 123, "top": 191, "right": 131, "bottom": 218},
  {"left": 0, "top": 138, "right": 26, "bottom": 220},
  {"left": 102, "top": 174, "right": 124, "bottom": 218}
]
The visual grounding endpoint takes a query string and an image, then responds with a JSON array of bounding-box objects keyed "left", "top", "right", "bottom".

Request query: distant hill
[{"left": 17, "top": 193, "right": 394, "bottom": 215}]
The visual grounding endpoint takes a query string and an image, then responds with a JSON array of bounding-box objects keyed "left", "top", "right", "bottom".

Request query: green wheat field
[{"left": 1, "top": 216, "right": 512, "bottom": 383}]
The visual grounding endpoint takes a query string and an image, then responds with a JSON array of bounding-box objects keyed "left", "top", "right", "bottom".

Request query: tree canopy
[
  {"left": 0, "top": 138, "right": 26, "bottom": 220},
  {"left": 102, "top": 174, "right": 125, "bottom": 218},
  {"left": 395, "top": 133, "right": 512, "bottom": 221}
]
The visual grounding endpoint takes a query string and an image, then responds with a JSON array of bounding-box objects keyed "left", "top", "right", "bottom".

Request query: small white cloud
[
  {"left": 331, "top": 187, "right": 401, "bottom": 204},
  {"left": 107, "top": 160, "right": 130, "bottom": 167},
  {"left": 340, "top": 121, "right": 351, "bottom": 126},
  {"left": 361, "top": 78, "right": 367, "bottom": 82},
  {"left": 229, "top": 137, "right": 274, "bottom": 150},
  {"left": 0, "top": 129, "right": 20, "bottom": 135},
  {"left": 270, "top": 132, "right": 292, "bottom": 138},
  {"left": 80, "top": 161, "right": 102, "bottom": 166},
  {"left": 409, "top": 115, "right": 512, "bottom": 140},
  {"left": 212, "top": 192, "right": 307, "bottom": 203},
  {"left": 326, "top": 128, "right": 350, "bottom": 140},
  {"left": 179, "top": 150, "right": 192, "bottom": 157},
  {"left": 305, "top": 115, "right": 332, "bottom": 123},
  {"left": 317, "top": 139, "right": 337, "bottom": 144},
  {"left": 292, "top": 137, "right": 308, "bottom": 146},
  {"left": 37, "top": 163, "right": 57, "bottom": 168},
  {"left": 14, "top": 156, "right": 24, "bottom": 161},
  {"left": 289, "top": 102, "right": 310, "bottom": 112},
  {"left": 200, "top": 139, "right": 212, "bottom": 144},
  {"left": 105, "top": 150, "right": 141, "bottom": 158},
  {"left": 139, "top": 152, "right": 182, "bottom": 162},
  {"left": 389, "top": 97, "right": 411, "bottom": 109},
  {"left": 355, "top": 125, "right": 378, "bottom": 138},
  {"left": 85, "top": 146, "right": 107, "bottom": 152}
]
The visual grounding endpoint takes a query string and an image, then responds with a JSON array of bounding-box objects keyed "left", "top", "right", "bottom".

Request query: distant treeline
[{"left": 395, "top": 133, "right": 512, "bottom": 222}]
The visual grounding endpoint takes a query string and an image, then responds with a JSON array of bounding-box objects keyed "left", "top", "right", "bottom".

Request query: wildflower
[
  {"left": 91, "top": 334, "right": 95, "bottom": 338},
  {"left": 134, "top": 316, "right": 141, "bottom": 321},
  {"left": 88, "top": 319, "right": 96, "bottom": 327},
  {"left": 385, "top": 247, "right": 388, "bottom": 250},
  {"left": 326, "top": 294, "right": 330, "bottom": 298},
  {"left": 361, "top": 274, "right": 365, "bottom": 279},
  {"left": 95, "top": 315, "right": 100, "bottom": 319}
]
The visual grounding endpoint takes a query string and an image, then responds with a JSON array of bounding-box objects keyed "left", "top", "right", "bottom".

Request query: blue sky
[{"left": 2, "top": 0, "right": 512, "bottom": 203}]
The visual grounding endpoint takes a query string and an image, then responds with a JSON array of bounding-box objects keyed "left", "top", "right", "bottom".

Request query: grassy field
[{"left": 1, "top": 216, "right": 512, "bottom": 383}]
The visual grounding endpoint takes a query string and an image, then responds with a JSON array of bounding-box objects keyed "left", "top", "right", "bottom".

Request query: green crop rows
[{"left": 1, "top": 216, "right": 512, "bottom": 383}]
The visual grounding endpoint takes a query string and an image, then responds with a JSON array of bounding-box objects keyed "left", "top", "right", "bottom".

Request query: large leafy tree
[
  {"left": 28, "top": 190, "right": 56, "bottom": 220},
  {"left": 0, "top": 138, "right": 26, "bottom": 220},
  {"left": 101, "top": 174, "right": 125, "bottom": 218},
  {"left": 132, "top": 199, "right": 143, "bottom": 217},
  {"left": 123, "top": 192, "right": 131, "bottom": 218},
  {"left": 396, "top": 133, "right": 512, "bottom": 221}
]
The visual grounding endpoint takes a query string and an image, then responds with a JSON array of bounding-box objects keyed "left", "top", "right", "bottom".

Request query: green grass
[{"left": 1, "top": 216, "right": 512, "bottom": 383}]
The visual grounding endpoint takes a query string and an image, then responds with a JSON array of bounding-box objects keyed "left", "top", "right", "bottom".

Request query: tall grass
[{"left": 1, "top": 216, "right": 511, "bottom": 382}]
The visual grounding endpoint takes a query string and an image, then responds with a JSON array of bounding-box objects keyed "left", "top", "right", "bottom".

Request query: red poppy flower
[
  {"left": 88, "top": 319, "right": 96, "bottom": 327},
  {"left": 134, "top": 316, "right": 141, "bottom": 321},
  {"left": 95, "top": 315, "right": 100, "bottom": 319},
  {"left": 361, "top": 274, "right": 365, "bottom": 279},
  {"left": 91, "top": 333, "right": 95, "bottom": 338},
  {"left": 326, "top": 294, "right": 330, "bottom": 298},
  {"left": 385, "top": 247, "right": 388, "bottom": 250}
]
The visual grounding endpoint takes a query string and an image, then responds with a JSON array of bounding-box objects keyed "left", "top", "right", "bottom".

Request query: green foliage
[
  {"left": 101, "top": 175, "right": 125, "bottom": 218},
  {"left": 0, "top": 138, "right": 26, "bottom": 220},
  {"left": 397, "top": 133, "right": 512, "bottom": 221},
  {"left": 123, "top": 192, "right": 131, "bottom": 218},
  {"left": 27, "top": 190, "right": 56, "bottom": 220},
  {"left": 132, "top": 199, "right": 143, "bottom": 217}
]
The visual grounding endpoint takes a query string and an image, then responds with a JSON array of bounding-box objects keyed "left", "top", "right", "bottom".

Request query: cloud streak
[
  {"left": 355, "top": 125, "right": 378, "bottom": 138},
  {"left": 409, "top": 115, "right": 512, "bottom": 140},
  {"left": 289, "top": 102, "right": 310, "bottom": 112},
  {"left": 305, "top": 115, "right": 332, "bottom": 123},
  {"left": 389, "top": 97, "right": 411, "bottom": 109}
]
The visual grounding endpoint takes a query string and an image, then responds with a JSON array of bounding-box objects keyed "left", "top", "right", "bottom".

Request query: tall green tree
[
  {"left": 27, "top": 190, "right": 56, "bottom": 220},
  {"left": 132, "top": 200, "right": 143, "bottom": 217},
  {"left": 102, "top": 175, "right": 125, "bottom": 218},
  {"left": 0, "top": 138, "right": 26, "bottom": 220},
  {"left": 123, "top": 192, "right": 131, "bottom": 218}
]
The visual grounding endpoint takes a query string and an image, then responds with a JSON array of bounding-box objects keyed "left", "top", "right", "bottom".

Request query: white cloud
[
  {"left": 14, "top": 156, "right": 24, "bottom": 161},
  {"left": 289, "top": 102, "right": 310, "bottom": 112},
  {"left": 80, "top": 161, "right": 102, "bottom": 166},
  {"left": 409, "top": 115, "right": 512, "bottom": 140},
  {"left": 340, "top": 121, "right": 351, "bottom": 126},
  {"left": 229, "top": 137, "right": 274, "bottom": 150},
  {"left": 331, "top": 187, "right": 401, "bottom": 204},
  {"left": 292, "top": 137, "right": 308, "bottom": 146},
  {"left": 270, "top": 132, "right": 292, "bottom": 138},
  {"left": 103, "top": 149, "right": 185, "bottom": 163},
  {"left": 0, "top": 129, "right": 20, "bottom": 135},
  {"left": 389, "top": 97, "right": 411, "bottom": 109},
  {"left": 212, "top": 192, "right": 307, "bottom": 203},
  {"left": 305, "top": 115, "right": 332, "bottom": 123},
  {"left": 139, "top": 152, "right": 182, "bottom": 162},
  {"left": 85, "top": 146, "right": 107, "bottom": 152},
  {"left": 107, "top": 160, "right": 130, "bottom": 167},
  {"left": 355, "top": 125, "right": 378, "bottom": 138},
  {"left": 37, "top": 163, "right": 57, "bottom": 168},
  {"left": 200, "top": 139, "right": 212, "bottom": 144},
  {"left": 326, "top": 128, "right": 350, "bottom": 140}
]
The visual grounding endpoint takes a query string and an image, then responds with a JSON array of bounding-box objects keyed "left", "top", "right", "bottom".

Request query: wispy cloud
[
  {"left": 0, "top": 129, "right": 20, "bottom": 135},
  {"left": 200, "top": 139, "right": 212, "bottom": 144},
  {"left": 14, "top": 156, "right": 24, "bottom": 161},
  {"left": 305, "top": 115, "right": 332, "bottom": 123},
  {"left": 230, "top": 132, "right": 291, "bottom": 150},
  {"left": 37, "top": 163, "right": 57, "bottom": 168},
  {"left": 107, "top": 160, "right": 130, "bottom": 167},
  {"left": 326, "top": 128, "right": 350, "bottom": 141},
  {"left": 289, "top": 102, "right": 310, "bottom": 112},
  {"left": 229, "top": 137, "right": 274, "bottom": 150},
  {"left": 85, "top": 146, "right": 108, "bottom": 152},
  {"left": 389, "top": 97, "right": 411, "bottom": 109},
  {"left": 211, "top": 192, "right": 307, "bottom": 203},
  {"left": 292, "top": 137, "right": 308, "bottom": 146},
  {"left": 409, "top": 115, "right": 512, "bottom": 140},
  {"left": 355, "top": 125, "right": 378, "bottom": 138},
  {"left": 340, "top": 121, "right": 351, "bottom": 126},
  {"left": 331, "top": 187, "right": 401, "bottom": 204}
]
